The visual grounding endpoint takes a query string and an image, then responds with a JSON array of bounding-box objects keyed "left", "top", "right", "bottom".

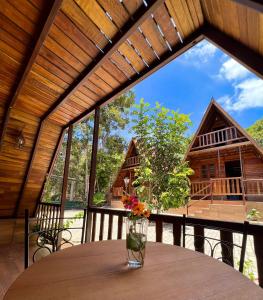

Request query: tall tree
[
  {"left": 132, "top": 99, "right": 193, "bottom": 212},
  {"left": 247, "top": 118, "right": 263, "bottom": 147},
  {"left": 42, "top": 91, "right": 135, "bottom": 205}
]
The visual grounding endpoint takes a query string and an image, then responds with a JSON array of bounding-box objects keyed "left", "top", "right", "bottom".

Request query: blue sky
[{"left": 130, "top": 40, "right": 263, "bottom": 136}]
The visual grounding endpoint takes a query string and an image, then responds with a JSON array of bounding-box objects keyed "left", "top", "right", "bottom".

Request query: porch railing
[
  {"left": 191, "top": 178, "right": 263, "bottom": 199},
  {"left": 193, "top": 126, "right": 242, "bottom": 149},
  {"left": 123, "top": 155, "right": 140, "bottom": 168},
  {"left": 34, "top": 202, "right": 263, "bottom": 287}
]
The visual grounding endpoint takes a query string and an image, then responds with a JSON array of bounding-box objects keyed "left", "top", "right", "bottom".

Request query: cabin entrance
[{"left": 225, "top": 160, "right": 242, "bottom": 200}]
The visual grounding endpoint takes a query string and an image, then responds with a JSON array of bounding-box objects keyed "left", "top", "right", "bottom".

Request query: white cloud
[
  {"left": 218, "top": 58, "right": 250, "bottom": 81},
  {"left": 218, "top": 78, "right": 263, "bottom": 111},
  {"left": 181, "top": 40, "right": 217, "bottom": 66}
]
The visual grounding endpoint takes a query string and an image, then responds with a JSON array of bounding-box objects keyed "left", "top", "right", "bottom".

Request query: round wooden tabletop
[{"left": 4, "top": 240, "right": 263, "bottom": 300}]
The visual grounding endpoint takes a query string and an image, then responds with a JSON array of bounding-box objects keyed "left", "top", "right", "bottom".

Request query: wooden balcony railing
[
  {"left": 193, "top": 126, "right": 242, "bottom": 149},
  {"left": 191, "top": 178, "right": 263, "bottom": 198},
  {"left": 211, "top": 177, "right": 243, "bottom": 196},
  {"left": 123, "top": 155, "right": 140, "bottom": 168},
  {"left": 243, "top": 179, "right": 263, "bottom": 196}
]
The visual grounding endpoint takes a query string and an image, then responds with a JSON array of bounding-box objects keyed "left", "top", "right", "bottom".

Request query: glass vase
[{"left": 126, "top": 218, "right": 148, "bottom": 268}]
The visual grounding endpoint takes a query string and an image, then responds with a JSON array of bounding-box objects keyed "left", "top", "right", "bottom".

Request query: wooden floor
[{"left": 0, "top": 243, "right": 24, "bottom": 300}]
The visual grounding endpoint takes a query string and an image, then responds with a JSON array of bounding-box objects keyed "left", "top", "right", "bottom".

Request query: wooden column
[
  {"left": 254, "top": 233, "right": 263, "bottom": 287},
  {"left": 87, "top": 107, "right": 100, "bottom": 207},
  {"left": 220, "top": 230, "right": 234, "bottom": 267},
  {"left": 60, "top": 125, "right": 73, "bottom": 218},
  {"left": 85, "top": 108, "right": 100, "bottom": 243},
  {"left": 194, "top": 226, "right": 205, "bottom": 253},
  {"left": 239, "top": 146, "right": 246, "bottom": 204}
]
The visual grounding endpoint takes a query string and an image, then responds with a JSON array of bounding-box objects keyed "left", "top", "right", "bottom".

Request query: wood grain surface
[{"left": 4, "top": 241, "right": 263, "bottom": 300}]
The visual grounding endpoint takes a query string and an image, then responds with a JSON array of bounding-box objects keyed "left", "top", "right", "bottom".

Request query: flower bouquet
[{"left": 122, "top": 195, "right": 150, "bottom": 268}]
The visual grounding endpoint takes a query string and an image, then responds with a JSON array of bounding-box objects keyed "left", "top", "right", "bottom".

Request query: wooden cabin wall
[
  {"left": 188, "top": 147, "right": 263, "bottom": 183},
  {"left": 242, "top": 151, "right": 263, "bottom": 179}
]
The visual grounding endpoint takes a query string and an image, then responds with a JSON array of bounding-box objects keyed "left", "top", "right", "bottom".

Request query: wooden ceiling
[{"left": 0, "top": 0, "right": 262, "bottom": 217}]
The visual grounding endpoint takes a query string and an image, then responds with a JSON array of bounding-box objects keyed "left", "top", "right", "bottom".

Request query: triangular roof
[{"left": 185, "top": 98, "right": 263, "bottom": 159}]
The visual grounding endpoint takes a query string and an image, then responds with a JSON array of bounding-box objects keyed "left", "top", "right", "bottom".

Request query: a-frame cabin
[
  {"left": 185, "top": 99, "right": 263, "bottom": 212},
  {"left": 111, "top": 139, "right": 140, "bottom": 201}
]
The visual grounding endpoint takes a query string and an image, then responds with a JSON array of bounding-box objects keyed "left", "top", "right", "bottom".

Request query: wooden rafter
[
  {"left": 0, "top": 0, "right": 63, "bottom": 148},
  {"left": 65, "top": 29, "right": 204, "bottom": 127},
  {"left": 231, "top": 0, "right": 263, "bottom": 13},
  {"left": 203, "top": 25, "right": 263, "bottom": 80},
  {"left": 41, "top": 0, "right": 166, "bottom": 120}
]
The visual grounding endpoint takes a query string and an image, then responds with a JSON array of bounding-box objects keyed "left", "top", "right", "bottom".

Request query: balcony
[
  {"left": 193, "top": 127, "right": 244, "bottom": 150},
  {"left": 123, "top": 155, "right": 140, "bottom": 168}
]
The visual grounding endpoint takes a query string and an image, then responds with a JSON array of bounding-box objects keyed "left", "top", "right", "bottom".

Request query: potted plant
[{"left": 122, "top": 195, "right": 150, "bottom": 268}]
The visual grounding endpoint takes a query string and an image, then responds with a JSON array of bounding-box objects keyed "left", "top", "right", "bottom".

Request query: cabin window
[{"left": 201, "top": 164, "right": 215, "bottom": 179}]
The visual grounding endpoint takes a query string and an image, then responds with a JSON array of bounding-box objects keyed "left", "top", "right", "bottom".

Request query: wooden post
[
  {"left": 24, "top": 209, "right": 29, "bottom": 269},
  {"left": 194, "top": 226, "right": 204, "bottom": 253},
  {"left": 220, "top": 230, "right": 234, "bottom": 267},
  {"left": 239, "top": 146, "right": 246, "bottom": 205},
  {"left": 87, "top": 107, "right": 100, "bottom": 208},
  {"left": 156, "top": 219, "right": 163, "bottom": 242},
  {"left": 254, "top": 233, "right": 263, "bottom": 287},
  {"left": 60, "top": 125, "right": 73, "bottom": 217},
  {"left": 173, "top": 219, "right": 182, "bottom": 246},
  {"left": 58, "top": 125, "right": 73, "bottom": 248}
]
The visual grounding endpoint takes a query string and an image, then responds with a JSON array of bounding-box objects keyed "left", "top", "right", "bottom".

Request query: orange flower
[
  {"left": 143, "top": 209, "right": 150, "bottom": 218},
  {"left": 132, "top": 202, "right": 145, "bottom": 216}
]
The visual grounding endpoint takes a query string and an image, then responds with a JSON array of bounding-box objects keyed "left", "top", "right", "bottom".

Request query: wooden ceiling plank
[
  {"left": 140, "top": 18, "right": 167, "bottom": 56},
  {"left": 54, "top": 10, "right": 99, "bottom": 58},
  {"left": 42, "top": 0, "right": 165, "bottom": 120},
  {"left": 230, "top": 0, "right": 263, "bottom": 13},
  {"left": 153, "top": 4, "right": 179, "bottom": 47},
  {"left": 66, "top": 29, "right": 204, "bottom": 127},
  {"left": 0, "top": 12, "right": 31, "bottom": 45},
  {"left": 110, "top": 51, "right": 136, "bottom": 77},
  {"left": 61, "top": 0, "right": 108, "bottom": 49},
  {"left": 39, "top": 46, "right": 79, "bottom": 78},
  {"left": 203, "top": 25, "right": 263, "bottom": 79},
  {"left": 97, "top": 0, "right": 130, "bottom": 28},
  {"left": 0, "top": 0, "right": 62, "bottom": 148}
]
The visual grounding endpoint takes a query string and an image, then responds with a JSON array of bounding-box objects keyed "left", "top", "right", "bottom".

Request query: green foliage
[
  {"left": 132, "top": 99, "right": 193, "bottom": 211},
  {"left": 237, "top": 259, "right": 256, "bottom": 281},
  {"left": 63, "top": 211, "right": 84, "bottom": 229},
  {"left": 247, "top": 208, "right": 261, "bottom": 221},
  {"left": 42, "top": 91, "right": 135, "bottom": 206},
  {"left": 247, "top": 118, "right": 263, "bottom": 147},
  {"left": 93, "top": 192, "right": 106, "bottom": 206}
]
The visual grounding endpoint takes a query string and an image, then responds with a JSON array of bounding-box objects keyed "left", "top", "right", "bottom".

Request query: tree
[
  {"left": 247, "top": 118, "right": 263, "bottom": 147},
  {"left": 42, "top": 91, "right": 135, "bottom": 205},
  {"left": 132, "top": 99, "right": 193, "bottom": 212}
]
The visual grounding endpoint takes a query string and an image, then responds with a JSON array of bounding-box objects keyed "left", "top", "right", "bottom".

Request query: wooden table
[{"left": 4, "top": 241, "right": 263, "bottom": 300}]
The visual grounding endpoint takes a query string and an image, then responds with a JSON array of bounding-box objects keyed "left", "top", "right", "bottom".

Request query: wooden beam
[
  {"left": 87, "top": 107, "right": 100, "bottom": 207},
  {"left": 42, "top": 0, "right": 166, "bottom": 120},
  {"left": 60, "top": 125, "right": 73, "bottom": 217},
  {"left": 203, "top": 25, "right": 263, "bottom": 79},
  {"left": 231, "top": 0, "right": 263, "bottom": 13},
  {"left": 187, "top": 141, "right": 251, "bottom": 157},
  {"left": 14, "top": 121, "right": 44, "bottom": 217},
  {"left": 0, "top": 0, "right": 62, "bottom": 148},
  {"left": 65, "top": 29, "right": 204, "bottom": 127},
  {"left": 33, "top": 128, "right": 66, "bottom": 216}
]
